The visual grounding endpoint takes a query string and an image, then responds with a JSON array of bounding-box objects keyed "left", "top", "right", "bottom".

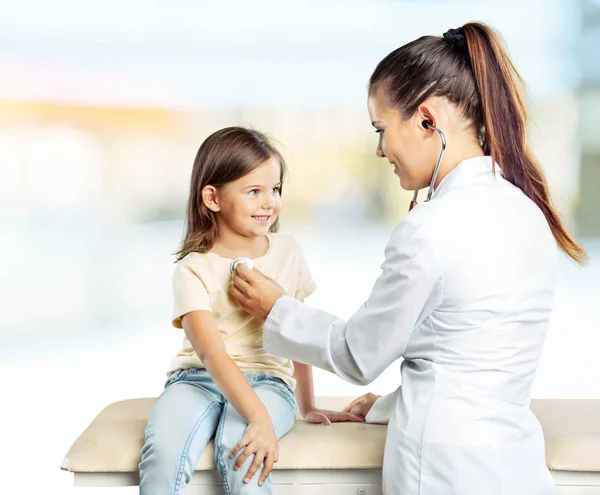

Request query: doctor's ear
[{"left": 416, "top": 102, "right": 438, "bottom": 131}]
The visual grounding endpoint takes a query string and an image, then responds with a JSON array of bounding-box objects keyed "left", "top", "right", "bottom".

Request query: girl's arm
[
  {"left": 293, "top": 361, "right": 316, "bottom": 417},
  {"left": 293, "top": 361, "right": 364, "bottom": 425},
  {"left": 183, "top": 310, "right": 269, "bottom": 423},
  {"left": 182, "top": 310, "right": 277, "bottom": 486}
]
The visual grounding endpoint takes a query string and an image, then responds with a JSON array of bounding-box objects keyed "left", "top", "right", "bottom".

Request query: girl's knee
[
  {"left": 217, "top": 459, "right": 272, "bottom": 495},
  {"left": 213, "top": 414, "right": 271, "bottom": 493},
  {"left": 140, "top": 432, "right": 184, "bottom": 475},
  {"left": 139, "top": 440, "right": 188, "bottom": 495}
]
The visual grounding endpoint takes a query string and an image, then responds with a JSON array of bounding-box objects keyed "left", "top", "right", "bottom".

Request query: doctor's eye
[{"left": 375, "top": 129, "right": 384, "bottom": 134}]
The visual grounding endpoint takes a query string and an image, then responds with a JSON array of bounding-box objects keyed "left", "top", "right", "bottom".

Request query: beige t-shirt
[{"left": 168, "top": 233, "right": 316, "bottom": 390}]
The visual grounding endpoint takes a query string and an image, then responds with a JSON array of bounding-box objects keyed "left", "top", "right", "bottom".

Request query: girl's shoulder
[
  {"left": 172, "top": 251, "right": 216, "bottom": 280},
  {"left": 268, "top": 232, "right": 303, "bottom": 253},
  {"left": 175, "top": 250, "right": 209, "bottom": 268},
  {"left": 267, "top": 233, "right": 312, "bottom": 269}
]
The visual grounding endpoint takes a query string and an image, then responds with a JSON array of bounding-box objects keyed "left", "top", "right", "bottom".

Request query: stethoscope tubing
[{"left": 409, "top": 122, "right": 447, "bottom": 211}]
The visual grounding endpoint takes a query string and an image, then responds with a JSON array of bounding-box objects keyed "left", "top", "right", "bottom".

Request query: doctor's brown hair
[
  {"left": 369, "top": 22, "right": 587, "bottom": 265},
  {"left": 175, "top": 127, "right": 286, "bottom": 261}
]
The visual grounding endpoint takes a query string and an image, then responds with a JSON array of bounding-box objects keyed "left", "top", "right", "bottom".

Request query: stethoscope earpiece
[{"left": 422, "top": 119, "right": 433, "bottom": 130}]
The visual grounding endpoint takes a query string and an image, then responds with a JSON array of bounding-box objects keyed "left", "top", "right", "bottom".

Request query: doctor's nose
[{"left": 376, "top": 145, "right": 385, "bottom": 158}]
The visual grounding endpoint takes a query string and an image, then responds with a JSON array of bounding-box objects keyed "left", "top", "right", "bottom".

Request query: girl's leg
[
  {"left": 139, "top": 369, "right": 223, "bottom": 495},
  {"left": 213, "top": 374, "right": 298, "bottom": 495}
]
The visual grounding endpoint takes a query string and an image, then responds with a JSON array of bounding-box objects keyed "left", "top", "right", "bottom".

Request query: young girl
[{"left": 139, "top": 127, "right": 361, "bottom": 495}]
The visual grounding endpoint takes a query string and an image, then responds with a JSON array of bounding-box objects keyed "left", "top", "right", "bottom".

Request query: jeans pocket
[
  {"left": 164, "top": 368, "right": 188, "bottom": 388},
  {"left": 266, "top": 378, "right": 298, "bottom": 415}
]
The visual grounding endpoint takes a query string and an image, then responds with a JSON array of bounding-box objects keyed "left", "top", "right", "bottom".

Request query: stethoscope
[
  {"left": 230, "top": 256, "right": 254, "bottom": 274},
  {"left": 408, "top": 120, "right": 447, "bottom": 211}
]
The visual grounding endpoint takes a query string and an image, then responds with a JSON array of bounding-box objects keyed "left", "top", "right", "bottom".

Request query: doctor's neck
[{"left": 432, "top": 125, "right": 485, "bottom": 190}]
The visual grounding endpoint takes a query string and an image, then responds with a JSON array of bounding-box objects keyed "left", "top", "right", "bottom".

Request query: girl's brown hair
[
  {"left": 369, "top": 22, "right": 587, "bottom": 264},
  {"left": 176, "top": 127, "right": 287, "bottom": 261}
]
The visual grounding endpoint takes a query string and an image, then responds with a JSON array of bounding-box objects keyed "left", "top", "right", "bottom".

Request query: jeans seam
[
  {"left": 215, "top": 403, "right": 232, "bottom": 495},
  {"left": 174, "top": 401, "right": 220, "bottom": 495}
]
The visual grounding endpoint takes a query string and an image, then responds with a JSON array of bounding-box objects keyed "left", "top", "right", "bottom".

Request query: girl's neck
[{"left": 211, "top": 230, "right": 270, "bottom": 260}]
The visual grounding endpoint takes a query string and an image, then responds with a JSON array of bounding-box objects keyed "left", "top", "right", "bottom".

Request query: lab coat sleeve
[
  {"left": 263, "top": 221, "right": 443, "bottom": 386},
  {"left": 364, "top": 387, "right": 401, "bottom": 424}
]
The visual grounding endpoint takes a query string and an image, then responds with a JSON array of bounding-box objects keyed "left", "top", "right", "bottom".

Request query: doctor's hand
[
  {"left": 343, "top": 393, "right": 382, "bottom": 419},
  {"left": 230, "top": 264, "right": 286, "bottom": 321},
  {"left": 303, "top": 408, "right": 365, "bottom": 426}
]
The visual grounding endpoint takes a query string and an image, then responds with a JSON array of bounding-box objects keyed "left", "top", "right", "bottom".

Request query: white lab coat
[{"left": 263, "top": 156, "right": 558, "bottom": 494}]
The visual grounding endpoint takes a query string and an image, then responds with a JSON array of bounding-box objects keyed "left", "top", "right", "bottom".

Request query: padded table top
[{"left": 60, "top": 397, "right": 600, "bottom": 473}]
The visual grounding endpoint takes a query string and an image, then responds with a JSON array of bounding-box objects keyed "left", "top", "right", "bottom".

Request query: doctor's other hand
[
  {"left": 303, "top": 408, "right": 365, "bottom": 426},
  {"left": 230, "top": 264, "right": 286, "bottom": 321},
  {"left": 343, "top": 393, "right": 382, "bottom": 419}
]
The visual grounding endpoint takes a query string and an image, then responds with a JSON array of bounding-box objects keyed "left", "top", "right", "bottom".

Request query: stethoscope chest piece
[{"left": 230, "top": 257, "right": 254, "bottom": 274}]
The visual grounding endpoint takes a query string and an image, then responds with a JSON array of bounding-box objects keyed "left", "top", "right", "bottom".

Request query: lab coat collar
[{"left": 431, "top": 155, "right": 501, "bottom": 200}]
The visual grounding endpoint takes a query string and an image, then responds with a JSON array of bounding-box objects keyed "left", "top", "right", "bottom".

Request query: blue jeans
[{"left": 139, "top": 368, "right": 298, "bottom": 495}]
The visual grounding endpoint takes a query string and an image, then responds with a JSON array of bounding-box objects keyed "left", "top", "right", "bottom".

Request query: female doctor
[{"left": 230, "top": 22, "right": 587, "bottom": 494}]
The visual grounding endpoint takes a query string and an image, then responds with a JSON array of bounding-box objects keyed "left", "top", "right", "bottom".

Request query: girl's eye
[
  {"left": 249, "top": 189, "right": 260, "bottom": 195},
  {"left": 272, "top": 186, "right": 281, "bottom": 194}
]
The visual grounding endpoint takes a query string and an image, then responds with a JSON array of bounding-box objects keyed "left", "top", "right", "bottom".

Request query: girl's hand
[
  {"left": 230, "top": 418, "right": 279, "bottom": 486},
  {"left": 303, "top": 407, "right": 365, "bottom": 425},
  {"left": 342, "top": 393, "right": 382, "bottom": 419},
  {"left": 230, "top": 264, "right": 286, "bottom": 320}
]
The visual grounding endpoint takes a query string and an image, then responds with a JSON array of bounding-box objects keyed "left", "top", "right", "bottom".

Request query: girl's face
[{"left": 212, "top": 157, "right": 282, "bottom": 238}]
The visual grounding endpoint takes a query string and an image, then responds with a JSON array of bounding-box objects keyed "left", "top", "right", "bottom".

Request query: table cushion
[
  {"left": 60, "top": 397, "right": 600, "bottom": 473},
  {"left": 531, "top": 399, "right": 600, "bottom": 472}
]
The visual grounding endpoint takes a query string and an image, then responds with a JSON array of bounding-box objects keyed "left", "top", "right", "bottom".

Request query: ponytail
[{"left": 462, "top": 23, "right": 587, "bottom": 265}]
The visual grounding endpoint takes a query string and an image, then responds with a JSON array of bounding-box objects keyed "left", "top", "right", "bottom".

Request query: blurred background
[{"left": 1, "top": 0, "right": 599, "bottom": 493}]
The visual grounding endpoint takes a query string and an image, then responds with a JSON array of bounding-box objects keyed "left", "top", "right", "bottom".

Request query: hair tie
[{"left": 443, "top": 27, "right": 467, "bottom": 50}]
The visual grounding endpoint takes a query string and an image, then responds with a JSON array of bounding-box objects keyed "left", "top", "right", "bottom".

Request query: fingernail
[{"left": 244, "top": 478, "right": 249, "bottom": 483}]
